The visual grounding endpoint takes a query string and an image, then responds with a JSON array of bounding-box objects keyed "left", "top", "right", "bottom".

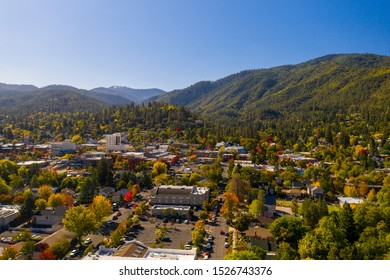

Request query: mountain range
[
  {"left": 153, "top": 54, "right": 390, "bottom": 127},
  {"left": 0, "top": 83, "right": 166, "bottom": 109},
  {"left": 1, "top": 54, "right": 389, "bottom": 128}
]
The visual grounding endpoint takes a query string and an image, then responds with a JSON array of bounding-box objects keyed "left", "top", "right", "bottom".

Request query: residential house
[
  {"left": 307, "top": 185, "right": 324, "bottom": 198},
  {"left": 264, "top": 192, "right": 277, "bottom": 218},
  {"left": 244, "top": 227, "right": 277, "bottom": 252},
  {"left": 100, "top": 187, "right": 116, "bottom": 198},
  {"left": 32, "top": 206, "right": 68, "bottom": 226}
]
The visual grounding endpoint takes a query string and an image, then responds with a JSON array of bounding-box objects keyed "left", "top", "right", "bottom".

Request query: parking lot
[{"left": 129, "top": 218, "right": 193, "bottom": 249}]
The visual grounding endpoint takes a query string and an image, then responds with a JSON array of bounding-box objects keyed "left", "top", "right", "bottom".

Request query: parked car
[
  {"left": 115, "top": 211, "right": 122, "bottom": 216},
  {"left": 112, "top": 215, "right": 118, "bottom": 220},
  {"left": 224, "top": 242, "right": 229, "bottom": 248},
  {"left": 70, "top": 249, "right": 79, "bottom": 257},
  {"left": 84, "top": 238, "right": 92, "bottom": 246},
  {"left": 220, "top": 230, "right": 225, "bottom": 235}
]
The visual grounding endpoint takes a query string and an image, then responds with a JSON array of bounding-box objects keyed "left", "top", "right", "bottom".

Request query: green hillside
[
  {"left": 0, "top": 90, "right": 107, "bottom": 114},
  {"left": 156, "top": 54, "right": 390, "bottom": 136}
]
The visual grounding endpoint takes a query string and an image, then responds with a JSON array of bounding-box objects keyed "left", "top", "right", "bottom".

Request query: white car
[
  {"left": 69, "top": 249, "right": 79, "bottom": 257},
  {"left": 224, "top": 242, "right": 229, "bottom": 248},
  {"left": 84, "top": 238, "right": 92, "bottom": 245}
]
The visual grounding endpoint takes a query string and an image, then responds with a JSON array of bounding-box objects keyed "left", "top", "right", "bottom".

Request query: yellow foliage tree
[{"left": 38, "top": 185, "right": 53, "bottom": 201}]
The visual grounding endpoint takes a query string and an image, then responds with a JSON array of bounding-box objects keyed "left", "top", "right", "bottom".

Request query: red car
[
  {"left": 115, "top": 211, "right": 122, "bottom": 216},
  {"left": 220, "top": 230, "right": 225, "bottom": 235}
]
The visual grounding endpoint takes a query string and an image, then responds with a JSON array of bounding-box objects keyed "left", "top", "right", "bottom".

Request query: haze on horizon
[{"left": 0, "top": 0, "right": 389, "bottom": 91}]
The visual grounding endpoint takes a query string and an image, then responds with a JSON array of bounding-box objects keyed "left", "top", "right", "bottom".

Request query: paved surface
[{"left": 204, "top": 210, "right": 229, "bottom": 260}]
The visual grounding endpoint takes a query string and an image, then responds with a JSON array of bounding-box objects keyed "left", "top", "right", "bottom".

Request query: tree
[
  {"left": 131, "top": 184, "right": 141, "bottom": 196},
  {"left": 0, "top": 178, "right": 11, "bottom": 195},
  {"left": 233, "top": 213, "right": 251, "bottom": 232},
  {"left": 77, "top": 176, "right": 99, "bottom": 203},
  {"left": 291, "top": 198, "right": 299, "bottom": 216},
  {"left": 275, "top": 242, "right": 300, "bottom": 260},
  {"left": 62, "top": 206, "right": 99, "bottom": 246},
  {"left": 367, "top": 189, "right": 376, "bottom": 202},
  {"left": 299, "top": 198, "right": 320, "bottom": 228},
  {"left": 20, "top": 240, "right": 35, "bottom": 259},
  {"left": 0, "top": 246, "right": 18, "bottom": 260},
  {"left": 35, "top": 198, "right": 47, "bottom": 210},
  {"left": 269, "top": 216, "right": 309, "bottom": 247},
  {"left": 39, "top": 249, "right": 56, "bottom": 260},
  {"left": 38, "top": 185, "right": 53, "bottom": 201},
  {"left": 339, "top": 203, "right": 358, "bottom": 244},
  {"left": 21, "top": 193, "right": 35, "bottom": 218},
  {"left": 249, "top": 199, "right": 262, "bottom": 217},
  {"left": 227, "top": 173, "right": 250, "bottom": 202},
  {"left": 90, "top": 195, "right": 112, "bottom": 222},
  {"left": 151, "top": 161, "right": 167, "bottom": 177},
  {"left": 124, "top": 191, "right": 133, "bottom": 202},
  {"left": 9, "top": 174, "right": 24, "bottom": 189},
  {"left": 155, "top": 226, "right": 168, "bottom": 243},
  {"left": 29, "top": 175, "right": 40, "bottom": 189},
  {"left": 97, "top": 158, "right": 111, "bottom": 186},
  {"left": 189, "top": 172, "right": 201, "bottom": 185},
  {"left": 192, "top": 220, "right": 206, "bottom": 249},
  {"left": 154, "top": 173, "right": 169, "bottom": 185},
  {"left": 50, "top": 238, "right": 71, "bottom": 260},
  {"left": 48, "top": 193, "right": 65, "bottom": 207},
  {"left": 298, "top": 215, "right": 348, "bottom": 260},
  {"left": 376, "top": 184, "right": 390, "bottom": 207},
  {"left": 224, "top": 247, "right": 266, "bottom": 260},
  {"left": 220, "top": 192, "right": 239, "bottom": 221},
  {"left": 317, "top": 197, "right": 329, "bottom": 218}
]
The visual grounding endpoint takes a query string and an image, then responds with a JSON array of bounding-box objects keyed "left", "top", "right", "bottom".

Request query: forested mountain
[
  {"left": 0, "top": 83, "right": 38, "bottom": 92},
  {"left": 0, "top": 83, "right": 165, "bottom": 106},
  {"left": 90, "top": 86, "right": 166, "bottom": 103},
  {"left": 0, "top": 102, "right": 205, "bottom": 143},
  {"left": 0, "top": 90, "right": 106, "bottom": 114},
  {"left": 155, "top": 54, "right": 390, "bottom": 139}
]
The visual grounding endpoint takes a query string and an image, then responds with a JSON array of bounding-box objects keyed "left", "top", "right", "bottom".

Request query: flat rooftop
[{"left": 152, "top": 205, "right": 191, "bottom": 211}]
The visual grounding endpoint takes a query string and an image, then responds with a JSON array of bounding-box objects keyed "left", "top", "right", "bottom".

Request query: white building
[
  {"left": 0, "top": 206, "right": 20, "bottom": 227},
  {"left": 49, "top": 140, "right": 76, "bottom": 156},
  {"left": 82, "top": 240, "right": 197, "bottom": 260},
  {"left": 105, "top": 133, "right": 131, "bottom": 152}
]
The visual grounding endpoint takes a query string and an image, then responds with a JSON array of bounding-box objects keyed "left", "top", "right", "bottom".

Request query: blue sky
[{"left": 0, "top": 0, "right": 389, "bottom": 91}]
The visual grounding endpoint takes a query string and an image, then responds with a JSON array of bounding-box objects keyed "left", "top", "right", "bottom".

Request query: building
[
  {"left": 244, "top": 227, "right": 277, "bottom": 252},
  {"left": 105, "top": 133, "right": 131, "bottom": 152},
  {"left": 151, "top": 205, "right": 191, "bottom": 218},
  {"left": 307, "top": 185, "right": 324, "bottom": 198},
  {"left": 32, "top": 206, "right": 68, "bottom": 226},
  {"left": 80, "top": 151, "right": 112, "bottom": 166},
  {"left": 149, "top": 185, "right": 209, "bottom": 207},
  {"left": 17, "top": 160, "right": 50, "bottom": 168},
  {"left": 106, "top": 133, "right": 121, "bottom": 151},
  {"left": 0, "top": 206, "right": 20, "bottom": 228},
  {"left": 83, "top": 240, "right": 197, "bottom": 260},
  {"left": 337, "top": 197, "right": 364, "bottom": 207},
  {"left": 49, "top": 140, "right": 76, "bottom": 156},
  {"left": 264, "top": 193, "right": 277, "bottom": 217}
]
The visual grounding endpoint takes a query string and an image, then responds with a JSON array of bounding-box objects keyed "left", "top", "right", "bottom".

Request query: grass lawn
[{"left": 277, "top": 199, "right": 341, "bottom": 212}]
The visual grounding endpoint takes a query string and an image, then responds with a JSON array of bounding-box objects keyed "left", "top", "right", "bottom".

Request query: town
[{"left": 1, "top": 125, "right": 389, "bottom": 260}]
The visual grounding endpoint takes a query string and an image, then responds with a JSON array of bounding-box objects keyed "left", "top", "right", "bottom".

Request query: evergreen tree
[{"left": 339, "top": 203, "right": 358, "bottom": 244}]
